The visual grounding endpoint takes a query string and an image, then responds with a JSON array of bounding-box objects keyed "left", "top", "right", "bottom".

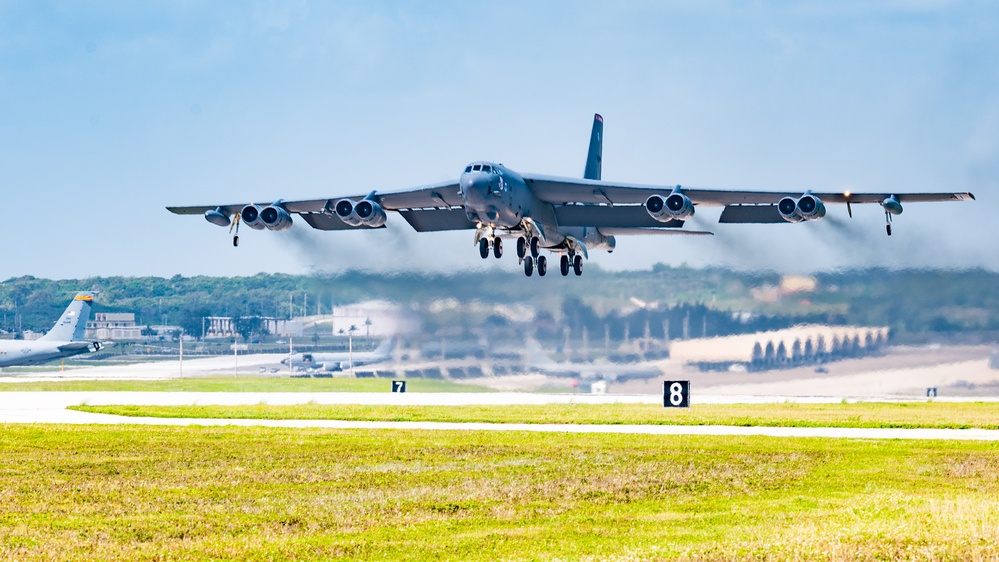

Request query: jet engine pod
[
  {"left": 240, "top": 204, "right": 266, "bottom": 230},
  {"left": 778, "top": 197, "right": 804, "bottom": 223},
  {"left": 335, "top": 199, "right": 361, "bottom": 226},
  {"left": 204, "top": 209, "right": 231, "bottom": 227},
  {"left": 352, "top": 200, "right": 387, "bottom": 227},
  {"left": 795, "top": 193, "right": 826, "bottom": 221},
  {"left": 645, "top": 195, "right": 670, "bottom": 223},
  {"left": 882, "top": 195, "right": 903, "bottom": 215},
  {"left": 260, "top": 205, "right": 293, "bottom": 231},
  {"left": 664, "top": 192, "right": 695, "bottom": 220},
  {"left": 646, "top": 192, "right": 694, "bottom": 222}
]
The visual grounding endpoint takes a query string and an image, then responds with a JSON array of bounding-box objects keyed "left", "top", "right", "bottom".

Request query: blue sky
[{"left": 1, "top": 1, "right": 996, "bottom": 279}]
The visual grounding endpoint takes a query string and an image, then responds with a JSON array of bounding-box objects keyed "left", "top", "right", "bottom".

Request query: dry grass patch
[
  {"left": 1, "top": 425, "right": 998, "bottom": 560},
  {"left": 74, "top": 401, "right": 999, "bottom": 429}
]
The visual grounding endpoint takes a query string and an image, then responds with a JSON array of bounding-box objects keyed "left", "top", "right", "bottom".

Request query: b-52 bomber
[{"left": 168, "top": 114, "right": 975, "bottom": 277}]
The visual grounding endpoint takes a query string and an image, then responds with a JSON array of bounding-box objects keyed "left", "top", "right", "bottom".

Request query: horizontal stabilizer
[
  {"left": 718, "top": 205, "right": 786, "bottom": 224},
  {"left": 57, "top": 341, "right": 97, "bottom": 353}
]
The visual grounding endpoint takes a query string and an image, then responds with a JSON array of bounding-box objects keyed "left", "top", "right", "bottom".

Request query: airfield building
[{"left": 668, "top": 325, "right": 890, "bottom": 372}]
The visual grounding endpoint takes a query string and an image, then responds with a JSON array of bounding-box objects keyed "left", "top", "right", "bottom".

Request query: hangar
[{"left": 668, "top": 325, "right": 890, "bottom": 372}]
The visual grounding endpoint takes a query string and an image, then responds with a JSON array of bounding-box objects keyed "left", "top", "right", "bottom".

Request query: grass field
[
  {"left": 2, "top": 424, "right": 998, "bottom": 560},
  {"left": 73, "top": 401, "right": 999, "bottom": 430},
  {"left": 0, "top": 377, "right": 494, "bottom": 393}
]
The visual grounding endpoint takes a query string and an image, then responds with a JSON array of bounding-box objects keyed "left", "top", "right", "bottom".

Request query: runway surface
[{"left": 4, "top": 391, "right": 999, "bottom": 441}]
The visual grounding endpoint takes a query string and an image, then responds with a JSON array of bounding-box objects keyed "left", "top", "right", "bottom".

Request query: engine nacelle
[
  {"left": 795, "top": 193, "right": 826, "bottom": 221},
  {"left": 882, "top": 195, "right": 903, "bottom": 215},
  {"left": 335, "top": 199, "right": 361, "bottom": 226},
  {"left": 778, "top": 196, "right": 803, "bottom": 223},
  {"left": 240, "top": 204, "right": 266, "bottom": 230},
  {"left": 260, "top": 205, "right": 293, "bottom": 231},
  {"left": 353, "top": 200, "right": 387, "bottom": 227},
  {"left": 204, "top": 209, "right": 231, "bottom": 227},
  {"left": 645, "top": 195, "right": 669, "bottom": 222},
  {"left": 646, "top": 192, "right": 694, "bottom": 223},
  {"left": 664, "top": 192, "right": 695, "bottom": 220}
]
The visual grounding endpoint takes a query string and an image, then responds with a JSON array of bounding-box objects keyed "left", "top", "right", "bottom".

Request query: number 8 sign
[{"left": 663, "top": 380, "right": 690, "bottom": 408}]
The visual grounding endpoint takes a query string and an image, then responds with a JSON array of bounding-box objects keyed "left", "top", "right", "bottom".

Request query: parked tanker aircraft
[
  {"left": 168, "top": 114, "right": 975, "bottom": 277},
  {"left": 282, "top": 337, "right": 395, "bottom": 372},
  {"left": 525, "top": 340, "right": 661, "bottom": 382},
  {"left": 0, "top": 292, "right": 106, "bottom": 369}
]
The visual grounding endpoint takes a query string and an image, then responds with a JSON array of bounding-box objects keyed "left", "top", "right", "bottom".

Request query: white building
[{"left": 86, "top": 313, "right": 144, "bottom": 341}]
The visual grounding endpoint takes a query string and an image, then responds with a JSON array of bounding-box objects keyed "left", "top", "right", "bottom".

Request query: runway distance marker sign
[{"left": 663, "top": 380, "right": 690, "bottom": 408}]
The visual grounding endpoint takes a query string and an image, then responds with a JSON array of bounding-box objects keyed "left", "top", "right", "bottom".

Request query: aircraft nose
[{"left": 460, "top": 173, "right": 492, "bottom": 202}]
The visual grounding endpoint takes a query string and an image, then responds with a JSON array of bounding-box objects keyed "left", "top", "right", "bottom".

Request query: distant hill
[{"left": 1, "top": 267, "right": 997, "bottom": 340}]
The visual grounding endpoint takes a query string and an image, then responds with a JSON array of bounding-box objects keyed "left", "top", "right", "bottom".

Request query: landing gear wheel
[
  {"left": 516, "top": 237, "right": 527, "bottom": 259},
  {"left": 524, "top": 255, "right": 534, "bottom": 277},
  {"left": 572, "top": 254, "right": 583, "bottom": 276},
  {"left": 886, "top": 224, "right": 892, "bottom": 236},
  {"left": 537, "top": 255, "right": 548, "bottom": 276},
  {"left": 530, "top": 236, "right": 540, "bottom": 258},
  {"left": 493, "top": 237, "right": 503, "bottom": 258},
  {"left": 560, "top": 254, "right": 570, "bottom": 276},
  {"left": 479, "top": 238, "right": 490, "bottom": 259},
  {"left": 233, "top": 235, "right": 239, "bottom": 247}
]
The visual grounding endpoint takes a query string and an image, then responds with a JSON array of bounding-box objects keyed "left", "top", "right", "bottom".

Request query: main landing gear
[
  {"left": 559, "top": 254, "right": 584, "bottom": 276},
  {"left": 515, "top": 236, "right": 540, "bottom": 259},
  {"left": 478, "top": 236, "right": 504, "bottom": 259},
  {"left": 523, "top": 255, "right": 547, "bottom": 277}
]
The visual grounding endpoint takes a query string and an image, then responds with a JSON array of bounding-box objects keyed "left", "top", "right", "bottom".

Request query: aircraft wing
[
  {"left": 523, "top": 173, "right": 975, "bottom": 207},
  {"left": 167, "top": 181, "right": 464, "bottom": 231},
  {"left": 166, "top": 199, "right": 333, "bottom": 216}
]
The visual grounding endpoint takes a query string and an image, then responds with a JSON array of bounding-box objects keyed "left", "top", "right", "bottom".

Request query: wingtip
[
  {"left": 968, "top": 192, "right": 977, "bottom": 201},
  {"left": 594, "top": 113, "right": 603, "bottom": 122}
]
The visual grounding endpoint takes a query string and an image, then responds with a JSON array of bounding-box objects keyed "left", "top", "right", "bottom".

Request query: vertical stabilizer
[
  {"left": 39, "top": 292, "right": 95, "bottom": 342},
  {"left": 374, "top": 337, "right": 396, "bottom": 356},
  {"left": 583, "top": 113, "right": 603, "bottom": 180},
  {"left": 524, "top": 339, "right": 558, "bottom": 369}
]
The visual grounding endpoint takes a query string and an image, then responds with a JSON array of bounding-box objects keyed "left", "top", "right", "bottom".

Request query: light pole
[
  {"left": 348, "top": 325, "right": 357, "bottom": 376},
  {"left": 179, "top": 328, "right": 184, "bottom": 377}
]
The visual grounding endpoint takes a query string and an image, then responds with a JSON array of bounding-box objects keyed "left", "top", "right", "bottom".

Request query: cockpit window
[
  {"left": 473, "top": 164, "right": 482, "bottom": 172},
  {"left": 482, "top": 165, "right": 492, "bottom": 173},
  {"left": 464, "top": 166, "right": 472, "bottom": 173}
]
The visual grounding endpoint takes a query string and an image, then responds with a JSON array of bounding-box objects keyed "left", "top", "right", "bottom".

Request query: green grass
[
  {"left": 72, "top": 401, "right": 999, "bottom": 429},
  {"left": 0, "top": 376, "right": 494, "bottom": 393},
  {"left": 1, "top": 425, "right": 998, "bottom": 560}
]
